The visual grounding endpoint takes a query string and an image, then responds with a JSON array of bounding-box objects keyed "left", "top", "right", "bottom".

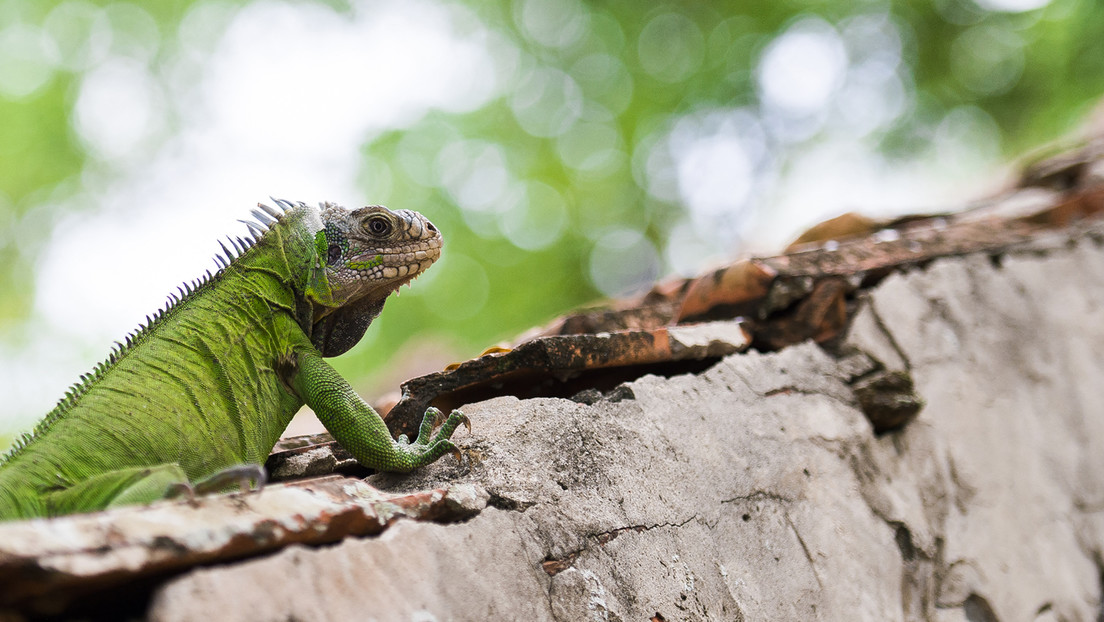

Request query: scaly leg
[{"left": 289, "top": 348, "right": 468, "bottom": 472}]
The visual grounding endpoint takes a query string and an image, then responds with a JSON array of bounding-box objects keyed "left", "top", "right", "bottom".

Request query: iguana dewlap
[{"left": 0, "top": 200, "right": 467, "bottom": 520}]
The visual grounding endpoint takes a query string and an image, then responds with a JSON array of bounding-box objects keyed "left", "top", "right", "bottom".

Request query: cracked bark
[{"left": 141, "top": 222, "right": 1104, "bottom": 622}]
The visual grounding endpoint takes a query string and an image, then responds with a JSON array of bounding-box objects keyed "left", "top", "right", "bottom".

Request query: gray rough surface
[{"left": 148, "top": 236, "right": 1104, "bottom": 622}]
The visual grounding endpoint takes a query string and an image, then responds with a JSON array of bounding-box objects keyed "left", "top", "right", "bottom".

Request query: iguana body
[{"left": 0, "top": 200, "right": 466, "bottom": 520}]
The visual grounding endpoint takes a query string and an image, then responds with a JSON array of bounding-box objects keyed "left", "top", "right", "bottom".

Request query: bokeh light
[
  {"left": 756, "top": 18, "right": 847, "bottom": 120},
  {"left": 0, "top": 23, "right": 57, "bottom": 99}
]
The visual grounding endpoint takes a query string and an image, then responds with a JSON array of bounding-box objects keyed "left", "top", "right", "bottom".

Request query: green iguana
[{"left": 0, "top": 199, "right": 467, "bottom": 520}]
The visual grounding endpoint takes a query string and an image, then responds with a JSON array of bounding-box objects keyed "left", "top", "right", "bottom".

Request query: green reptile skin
[{"left": 0, "top": 200, "right": 466, "bottom": 520}]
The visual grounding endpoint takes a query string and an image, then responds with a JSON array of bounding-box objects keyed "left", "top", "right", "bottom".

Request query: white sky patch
[
  {"left": 676, "top": 135, "right": 753, "bottom": 220},
  {"left": 73, "top": 57, "right": 166, "bottom": 161},
  {"left": 975, "top": 0, "right": 1051, "bottom": 11},
  {"left": 834, "top": 58, "right": 906, "bottom": 137},
  {"left": 756, "top": 18, "right": 847, "bottom": 118},
  {"left": 205, "top": 1, "right": 496, "bottom": 153},
  {"left": 835, "top": 13, "right": 906, "bottom": 137},
  {"left": 743, "top": 127, "right": 1004, "bottom": 253},
  {"left": 7, "top": 0, "right": 503, "bottom": 431},
  {"left": 653, "top": 107, "right": 767, "bottom": 244},
  {"left": 750, "top": 143, "right": 921, "bottom": 249}
]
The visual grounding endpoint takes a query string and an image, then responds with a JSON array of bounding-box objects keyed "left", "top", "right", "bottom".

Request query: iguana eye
[
  {"left": 363, "top": 215, "right": 392, "bottom": 238},
  {"left": 327, "top": 243, "right": 341, "bottom": 265}
]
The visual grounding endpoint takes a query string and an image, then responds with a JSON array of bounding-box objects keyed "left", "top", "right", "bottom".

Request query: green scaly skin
[{"left": 0, "top": 200, "right": 467, "bottom": 521}]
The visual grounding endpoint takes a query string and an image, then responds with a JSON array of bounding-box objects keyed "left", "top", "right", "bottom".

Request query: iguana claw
[{"left": 386, "top": 408, "right": 470, "bottom": 470}]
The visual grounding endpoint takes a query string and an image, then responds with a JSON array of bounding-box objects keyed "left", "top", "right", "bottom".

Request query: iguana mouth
[{"left": 351, "top": 240, "right": 441, "bottom": 296}]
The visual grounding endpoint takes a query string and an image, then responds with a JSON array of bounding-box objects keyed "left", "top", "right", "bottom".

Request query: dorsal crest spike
[
  {"left": 218, "top": 239, "right": 236, "bottom": 261},
  {"left": 250, "top": 208, "right": 275, "bottom": 226},
  {"left": 257, "top": 202, "right": 282, "bottom": 219},
  {"left": 239, "top": 219, "right": 265, "bottom": 238}
]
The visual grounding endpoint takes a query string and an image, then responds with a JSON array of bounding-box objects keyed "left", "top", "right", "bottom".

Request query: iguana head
[{"left": 307, "top": 203, "right": 442, "bottom": 356}]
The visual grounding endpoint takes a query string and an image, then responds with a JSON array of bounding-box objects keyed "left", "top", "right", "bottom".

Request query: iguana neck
[{"left": 228, "top": 203, "right": 327, "bottom": 335}]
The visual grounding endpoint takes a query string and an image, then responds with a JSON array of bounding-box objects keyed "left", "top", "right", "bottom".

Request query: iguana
[{"left": 0, "top": 200, "right": 467, "bottom": 520}]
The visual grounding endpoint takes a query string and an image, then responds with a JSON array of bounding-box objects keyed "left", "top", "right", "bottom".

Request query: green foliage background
[{"left": 1, "top": 0, "right": 1102, "bottom": 440}]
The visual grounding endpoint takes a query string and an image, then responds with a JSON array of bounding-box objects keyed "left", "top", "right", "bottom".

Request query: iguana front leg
[{"left": 286, "top": 347, "right": 468, "bottom": 472}]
